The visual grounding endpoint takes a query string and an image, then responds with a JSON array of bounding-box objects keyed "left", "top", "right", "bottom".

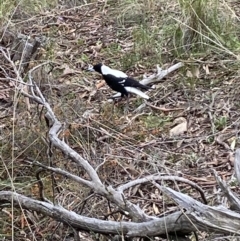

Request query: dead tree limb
[
  {"left": 212, "top": 168, "right": 240, "bottom": 212},
  {"left": 160, "top": 186, "right": 240, "bottom": 235}
]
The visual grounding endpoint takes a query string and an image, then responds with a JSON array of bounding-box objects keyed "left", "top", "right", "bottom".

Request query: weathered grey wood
[
  {"left": 213, "top": 168, "right": 240, "bottom": 211},
  {"left": 0, "top": 191, "right": 194, "bottom": 237},
  {"left": 234, "top": 149, "right": 240, "bottom": 184},
  {"left": 1, "top": 188, "right": 240, "bottom": 237},
  {"left": 160, "top": 186, "right": 240, "bottom": 235},
  {"left": 11, "top": 33, "right": 41, "bottom": 73}
]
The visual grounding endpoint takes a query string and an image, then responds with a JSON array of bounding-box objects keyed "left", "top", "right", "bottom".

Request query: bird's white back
[{"left": 101, "top": 65, "right": 128, "bottom": 78}]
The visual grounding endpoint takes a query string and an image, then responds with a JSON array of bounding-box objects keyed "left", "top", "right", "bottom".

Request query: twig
[
  {"left": 146, "top": 102, "right": 184, "bottom": 112},
  {"left": 117, "top": 174, "right": 207, "bottom": 204},
  {"left": 35, "top": 168, "right": 53, "bottom": 204},
  {"left": 28, "top": 159, "right": 95, "bottom": 189}
]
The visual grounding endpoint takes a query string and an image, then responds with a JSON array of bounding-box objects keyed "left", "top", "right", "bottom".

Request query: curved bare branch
[
  {"left": 160, "top": 186, "right": 240, "bottom": 235},
  {"left": 117, "top": 175, "right": 207, "bottom": 204},
  {"left": 0, "top": 191, "right": 189, "bottom": 237}
]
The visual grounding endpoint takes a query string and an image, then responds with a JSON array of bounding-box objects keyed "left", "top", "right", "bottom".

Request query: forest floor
[{"left": 1, "top": 0, "right": 240, "bottom": 240}]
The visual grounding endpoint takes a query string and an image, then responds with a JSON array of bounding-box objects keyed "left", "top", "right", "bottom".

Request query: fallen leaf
[
  {"left": 170, "top": 122, "right": 187, "bottom": 136},
  {"left": 170, "top": 117, "right": 187, "bottom": 136},
  {"left": 203, "top": 64, "right": 210, "bottom": 75},
  {"left": 172, "top": 117, "right": 187, "bottom": 125},
  {"left": 192, "top": 66, "right": 200, "bottom": 78},
  {"left": 96, "top": 80, "right": 105, "bottom": 89},
  {"left": 186, "top": 70, "right": 193, "bottom": 78},
  {"left": 186, "top": 66, "right": 200, "bottom": 78},
  {"left": 153, "top": 203, "right": 160, "bottom": 214},
  {"left": 228, "top": 137, "right": 236, "bottom": 151}
]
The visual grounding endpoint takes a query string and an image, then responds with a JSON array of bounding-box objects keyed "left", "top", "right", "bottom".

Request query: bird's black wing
[
  {"left": 123, "top": 77, "right": 151, "bottom": 90},
  {"left": 103, "top": 74, "right": 128, "bottom": 97}
]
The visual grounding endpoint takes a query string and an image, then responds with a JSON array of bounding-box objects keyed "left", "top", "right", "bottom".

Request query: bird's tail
[
  {"left": 127, "top": 77, "right": 152, "bottom": 90},
  {"left": 125, "top": 87, "right": 150, "bottom": 99}
]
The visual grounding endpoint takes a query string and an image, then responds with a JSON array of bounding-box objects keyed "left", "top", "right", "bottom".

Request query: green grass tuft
[{"left": 174, "top": 0, "right": 239, "bottom": 56}]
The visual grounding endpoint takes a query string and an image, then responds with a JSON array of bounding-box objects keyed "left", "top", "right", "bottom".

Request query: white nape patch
[
  {"left": 125, "top": 87, "right": 150, "bottom": 99},
  {"left": 101, "top": 65, "right": 128, "bottom": 78}
]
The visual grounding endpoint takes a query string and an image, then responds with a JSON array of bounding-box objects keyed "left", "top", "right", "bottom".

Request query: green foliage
[
  {"left": 80, "top": 53, "right": 90, "bottom": 62},
  {"left": 214, "top": 116, "right": 227, "bottom": 131},
  {"left": 141, "top": 114, "right": 170, "bottom": 129},
  {"left": 121, "top": 24, "right": 162, "bottom": 69},
  {"left": 0, "top": 0, "right": 15, "bottom": 20},
  {"left": 112, "top": 0, "right": 163, "bottom": 68},
  {"left": 20, "top": 0, "right": 57, "bottom": 14},
  {"left": 105, "top": 42, "right": 122, "bottom": 58},
  {"left": 174, "top": 0, "right": 239, "bottom": 55},
  {"left": 116, "top": 0, "right": 156, "bottom": 26},
  {"left": 0, "top": 0, "right": 57, "bottom": 24}
]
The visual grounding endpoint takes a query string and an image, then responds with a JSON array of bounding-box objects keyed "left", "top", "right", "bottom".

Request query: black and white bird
[{"left": 87, "top": 63, "right": 151, "bottom": 100}]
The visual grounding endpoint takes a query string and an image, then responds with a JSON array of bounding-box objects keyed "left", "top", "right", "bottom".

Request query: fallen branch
[
  {"left": 234, "top": 148, "right": 240, "bottom": 184},
  {"left": 0, "top": 191, "right": 193, "bottom": 237},
  {"left": 140, "top": 62, "right": 184, "bottom": 85},
  {"left": 117, "top": 174, "right": 207, "bottom": 204},
  {"left": 212, "top": 168, "right": 240, "bottom": 212},
  {"left": 160, "top": 186, "right": 240, "bottom": 235}
]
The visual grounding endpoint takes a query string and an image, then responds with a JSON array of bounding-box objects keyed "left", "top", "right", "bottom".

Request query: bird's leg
[
  {"left": 124, "top": 95, "right": 129, "bottom": 115},
  {"left": 107, "top": 96, "right": 120, "bottom": 119},
  {"left": 111, "top": 98, "right": 116, "bottom": 117}
]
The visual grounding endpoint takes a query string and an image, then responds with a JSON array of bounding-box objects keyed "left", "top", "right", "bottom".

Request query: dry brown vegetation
[{"left": 1, "top": 0, "right": 240, "bottom": 240}]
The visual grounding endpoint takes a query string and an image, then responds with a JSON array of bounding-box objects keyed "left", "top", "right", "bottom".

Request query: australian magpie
[{"left": 87, "top": 63, "right": 151, "bottom": 99}]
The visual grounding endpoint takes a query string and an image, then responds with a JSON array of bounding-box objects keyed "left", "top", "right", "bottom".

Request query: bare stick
[{"left": 117, "top": 174, "right": 207, "bottom": 204}]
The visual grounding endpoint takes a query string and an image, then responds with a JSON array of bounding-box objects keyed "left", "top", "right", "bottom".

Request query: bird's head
[{"left": 87, "top": 63, "right": 102, "bottom": 74}]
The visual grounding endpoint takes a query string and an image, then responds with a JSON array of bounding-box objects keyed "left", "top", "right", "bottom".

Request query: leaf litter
[{"left": 1, "top": 0, "right": 240, "bottom": 240}]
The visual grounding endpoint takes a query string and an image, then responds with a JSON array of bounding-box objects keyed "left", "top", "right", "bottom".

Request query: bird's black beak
[{"left": 87, "top": 64, "right": 94, "bottom": 72}]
